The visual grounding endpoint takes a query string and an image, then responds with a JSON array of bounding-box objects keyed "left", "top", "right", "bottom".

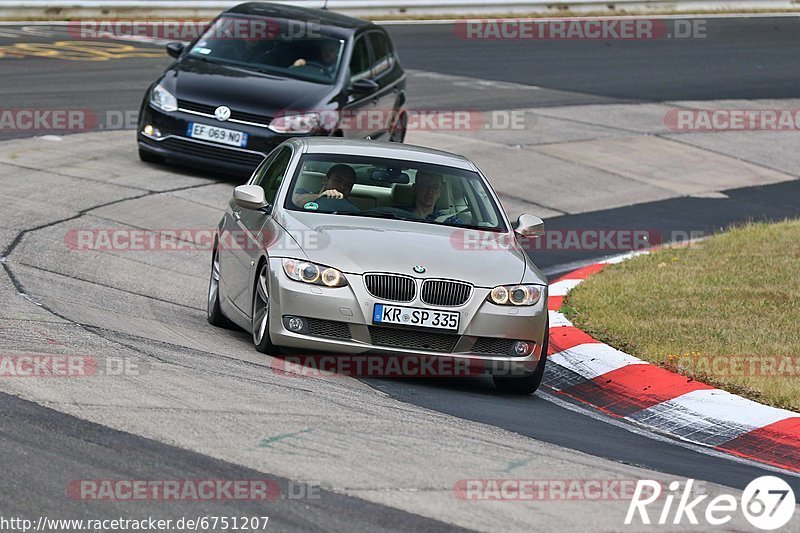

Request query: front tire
[
  {"left": 207, "top": 247, "right": 232, "bottom": 328},
  {"left": 493, "top": 318, "right": 549, "bottom": 395},
  {"left": 252, "top": 263, "right": 279, "bottom": 354}
]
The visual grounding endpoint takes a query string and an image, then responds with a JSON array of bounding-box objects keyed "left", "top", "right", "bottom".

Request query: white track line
[{"left": 537, "top": 389, "right": 800, "bottom": 479}]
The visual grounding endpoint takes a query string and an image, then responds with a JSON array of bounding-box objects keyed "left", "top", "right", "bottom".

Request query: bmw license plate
[
  {"left": 187, "top": 122, "right": 248, "bottom": 148},
  {"left": 373, "top": 304, "right": 459, "bottom": 331}
]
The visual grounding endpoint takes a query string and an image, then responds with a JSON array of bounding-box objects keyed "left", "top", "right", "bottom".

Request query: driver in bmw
[{"left": 292, "top": 164, "right": 357, "bottom": 207}]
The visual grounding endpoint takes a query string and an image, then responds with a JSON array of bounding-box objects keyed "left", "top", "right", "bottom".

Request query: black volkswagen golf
[{"left": 137, "top": 2, "right": 407, "bottom": 176}]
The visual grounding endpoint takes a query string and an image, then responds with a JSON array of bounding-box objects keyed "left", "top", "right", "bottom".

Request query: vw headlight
[
  {"left": 282, "top": 259, "right": 347, "bottom": 287},
  {"left": 150, "top": 83, "right": 178, "bottom": 113},
  {"left": 488, "top": 284, "right": 542, "bottom": 306},
  {"left": 268, "top": 112, "right": 320, "bottom": 134}
]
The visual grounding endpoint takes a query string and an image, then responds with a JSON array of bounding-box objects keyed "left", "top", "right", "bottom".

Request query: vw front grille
[{"left": 177, "top": 99, "right": 272, "bottom": 127}]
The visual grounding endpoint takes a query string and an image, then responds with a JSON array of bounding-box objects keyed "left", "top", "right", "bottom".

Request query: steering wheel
[
  {"left": 292, "top": 61, "right": 328, "bottom": 76},
  {"left": 435, "top": 206, "right": 471, "bottom": 223}
]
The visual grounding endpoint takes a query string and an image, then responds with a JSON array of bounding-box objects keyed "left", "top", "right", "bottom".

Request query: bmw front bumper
[{"left": 265, "top": 258, "right": 549, "bottom": 376}]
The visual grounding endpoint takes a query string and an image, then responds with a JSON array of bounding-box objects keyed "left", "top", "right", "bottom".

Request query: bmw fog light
[
  {"left": 286, "top": 316, "right": 306, "bottom": 332},
  {"left": 512, "top": 341, "right": 533, "bottom": 356}
]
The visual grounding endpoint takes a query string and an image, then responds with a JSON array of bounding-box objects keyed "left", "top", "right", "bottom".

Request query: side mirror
[
  {"left": 514, "top": 214, "right": 544, "bottom": 239},
  {"left": 351, "top": 79, "right": 379, "bottom": 94},
  {"left": 166, "top": 42, "right": 185, "bottom": 59},
  {"left": 233, "top": 185, "right": 269, "bottom": 211}
]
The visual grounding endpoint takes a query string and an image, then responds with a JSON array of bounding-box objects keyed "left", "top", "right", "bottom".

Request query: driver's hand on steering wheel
[
  {"left": 291, "top": 58, "right": 307, "bottom": 68},
  {"left": 317, "top": 189, "right": 344, "bottom": 200}
]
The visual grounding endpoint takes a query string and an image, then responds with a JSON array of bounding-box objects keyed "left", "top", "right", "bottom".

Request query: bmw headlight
[
  {"left": 150, "top": 83, "right": 178, "bottom": 113},
  {"left": 282, "top": 259, "right": 347, "bottom": 287},
  {"left": 268, "top": 112, "right": 320, "bottom": 134},
  {"left": 488, "top": 284, "right": 543, "bottom": 306}
]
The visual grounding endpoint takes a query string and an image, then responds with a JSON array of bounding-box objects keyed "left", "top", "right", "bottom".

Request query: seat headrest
[
  {"left": 391, "top": 183, "right": 415, "bottom": 207},
  {"left": 391, "top": 180, "right": 452, "bottom": 210},
  {"left": 296, "top": 170, "right": 326, "bottom": 194}
]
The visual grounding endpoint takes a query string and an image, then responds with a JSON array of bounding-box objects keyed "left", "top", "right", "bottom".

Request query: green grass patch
[{"left": 564, "top": 219, "right": 800, "bottom": 412}]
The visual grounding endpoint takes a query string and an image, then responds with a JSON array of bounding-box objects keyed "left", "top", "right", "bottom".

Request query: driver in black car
[
  {"left": 292, "top": 164, "right": 356, "bottom": 207},
  {"left": 290, "top": 39, "right": 340, "bottom": 76}
]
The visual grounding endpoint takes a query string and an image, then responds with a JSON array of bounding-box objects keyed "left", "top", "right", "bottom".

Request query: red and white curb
[{"left": 544, "top": 251, "right": 800, "bottom": 473}]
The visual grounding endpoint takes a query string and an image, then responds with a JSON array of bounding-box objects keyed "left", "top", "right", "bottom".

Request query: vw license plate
[
  {"left": 187, "top": 122, "right": 248, "bottom": 148},
  {"left": 373, "top": 304, "right": 459, "bottom": 331}
]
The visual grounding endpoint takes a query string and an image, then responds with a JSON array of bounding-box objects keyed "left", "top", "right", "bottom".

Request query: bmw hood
[
  {"left": 274, "top": 211, "right": 544, "bottom": 288},
  {"left": 162, "top": 57, "right": 335, "bottom": 116}
]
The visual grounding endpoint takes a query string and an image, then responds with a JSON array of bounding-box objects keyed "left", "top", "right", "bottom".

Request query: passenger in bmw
[
  {"left": 291, "top": 164, "right": 357, "bottom": 206},
  {"left": 407, "top": 170, "right": 462, "bottom": 225}
]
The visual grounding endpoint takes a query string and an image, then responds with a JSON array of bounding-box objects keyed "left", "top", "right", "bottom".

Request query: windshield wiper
[
  {"left": 438, "top": 221, "right": 504, "bottom": 232},
  {"left": 333, "top": 211, "right": 419, "bottom": 222},
  {"left": 188, "top": 54, "right": 222, "bottom": 65},
  {"left": 188, "top": 54, "right": 281, "bottom": 78}
]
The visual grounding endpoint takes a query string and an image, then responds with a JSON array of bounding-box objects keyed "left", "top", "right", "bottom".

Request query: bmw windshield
[
  {"left": 187, "top": 16, "right": 344, "bottom": 84},
  {"left": 285, "top": 154, "right": 508, "bottom": 232}
]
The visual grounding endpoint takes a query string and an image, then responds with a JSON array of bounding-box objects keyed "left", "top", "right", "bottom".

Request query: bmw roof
[{"left": 294, "top": 137, "right": 477, "bottom": 171}]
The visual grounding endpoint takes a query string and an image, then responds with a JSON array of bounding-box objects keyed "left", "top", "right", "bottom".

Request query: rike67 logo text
[{"left": 626, "top": 477, "right": 795, "bottom": 530}]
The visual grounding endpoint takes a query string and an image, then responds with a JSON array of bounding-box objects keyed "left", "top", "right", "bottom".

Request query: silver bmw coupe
[{"left": 208, "top": 138, "right": 549, "bottom": 393}]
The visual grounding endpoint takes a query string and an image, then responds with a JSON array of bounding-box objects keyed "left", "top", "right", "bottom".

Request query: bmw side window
[
  {"left": 368, "top": 32, "right": 392, "bottom": 77},
  {"left": 349, "top": 36, "right": 372, "bottom": 82},
  {"left": 255, "top": 146, "right": 292, "bottom": 205},
  {"left": 247, "top": 151, "right": 277, "bottom": 186}
]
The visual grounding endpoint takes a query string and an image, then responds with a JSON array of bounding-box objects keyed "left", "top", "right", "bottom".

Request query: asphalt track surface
[
  {"left": 0, "top": 392, "right": 464, "bottom": 532},
  {"left": 2, "top": 16, "right": 800, "bottom": 139},
  {"left": 1, "top": 16, "right": 800, "bottom": 529}
]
